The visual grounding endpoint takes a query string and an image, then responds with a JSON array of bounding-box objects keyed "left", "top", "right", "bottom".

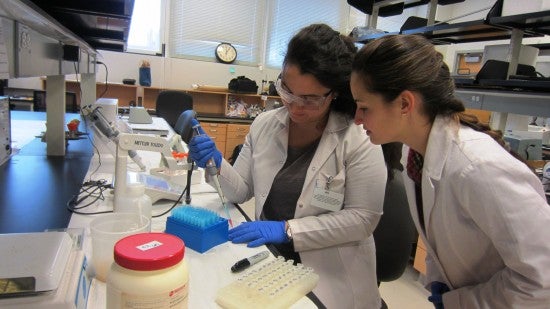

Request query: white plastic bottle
[
  {"left": 115, "top": 183, "right": 152, "bottom": 221},
  {"left": 107, "top": 233, "right": 189, "bottom": 308}
]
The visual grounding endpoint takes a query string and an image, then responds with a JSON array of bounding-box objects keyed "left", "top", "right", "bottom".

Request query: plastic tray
[{"left": 165, "top": 216, "right": 228, "bottom": 253}]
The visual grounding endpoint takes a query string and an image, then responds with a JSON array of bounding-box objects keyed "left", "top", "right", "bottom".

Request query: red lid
[{"left": 114, "top": 233, "right": 185, "bottom": 271}]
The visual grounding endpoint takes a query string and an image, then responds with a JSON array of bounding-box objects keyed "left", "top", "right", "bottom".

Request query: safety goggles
[{"left": 275, "top": 78, "right": 332, "bottom": 110}]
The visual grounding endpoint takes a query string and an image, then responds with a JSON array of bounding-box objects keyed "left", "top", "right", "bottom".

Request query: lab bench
[
  {"left": 0, "top": 111, "right": 93, "bottom": 234},
  {"left": 64, "top": 122, "right": 323, "bottom": 308}
]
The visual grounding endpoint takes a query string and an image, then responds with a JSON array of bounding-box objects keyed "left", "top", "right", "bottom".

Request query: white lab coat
[
  {"left": 401, "top": 115, "right": 550, "bottom": 308},
  {"left": 218, "top": 108, "right": 387, "bottom": 309}
]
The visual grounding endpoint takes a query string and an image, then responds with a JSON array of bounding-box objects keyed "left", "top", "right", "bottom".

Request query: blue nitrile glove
[
  {"left": 428, "top": 281, "right": 450, "bottom": 309},
  {"left": 229, "top": 221, "right": 287, "bottom": 247},
  {"left": 188, "top": 119, "right": 222, "bottom": 168}
]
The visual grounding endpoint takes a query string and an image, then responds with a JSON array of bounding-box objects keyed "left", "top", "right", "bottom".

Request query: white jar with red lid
[{"left": 106, "top": 232, "right": 189, "bottom": 309}]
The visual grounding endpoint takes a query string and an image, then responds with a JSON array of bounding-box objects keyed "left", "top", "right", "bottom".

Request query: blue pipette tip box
[{"left": 165, "top": 209, "right": 229, "bottom": 254}]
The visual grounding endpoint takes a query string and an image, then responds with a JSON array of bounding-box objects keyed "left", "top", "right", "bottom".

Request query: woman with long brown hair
[
  {"left": 351, "top": 34, "right": 550, "bottom": 308},
  {"left": 190, "top": 24, "right": 387, "bottom": 308}
]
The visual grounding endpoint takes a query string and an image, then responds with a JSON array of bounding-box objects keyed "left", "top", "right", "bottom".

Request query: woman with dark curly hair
[
  {"left": 351, "top": 34, "right": 550, "bottom": 308},
  {"left": 190, "top": 24, "right": 387, "bottom": 308}
]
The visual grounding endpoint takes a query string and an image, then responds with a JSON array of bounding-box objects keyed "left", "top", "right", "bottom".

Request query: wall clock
[{"left": 215, "top": 42, "right": 237, "bottom": 64}]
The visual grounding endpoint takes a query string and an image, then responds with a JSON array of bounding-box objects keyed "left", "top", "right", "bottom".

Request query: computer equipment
[
  {"left": 515, "top": 63, "right": 538, "bottom": 77},
  {"left": 525, "top": 125, "right": 550, "bottom": 145},
  {"left": 400, "top": 16, "right": 448, "bottom": 32},
  {"left": 453, "top": 59, "right": 509, "bottom": 86},
  {"left": 128, "top": 106, "right": 153, "bottom": 124},
  {"left": 504, "top": 131, "right": 542, "bottom": 160},
  {"left": 454, "top": 60, "right": 550, "bottom": 92},
  {"left": 93, "top": 98, "right": 118, "bottom": 124},
  {"left": 476, "top": 59, "right": 509, "bottom": 81},
  {"left": 509, "top": 75, "right": 550, "bottom": 81}
]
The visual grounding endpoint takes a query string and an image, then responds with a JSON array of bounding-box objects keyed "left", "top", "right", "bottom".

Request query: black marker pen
[{"left": 231, "top": 250, "right": 269, "bottom": 272}]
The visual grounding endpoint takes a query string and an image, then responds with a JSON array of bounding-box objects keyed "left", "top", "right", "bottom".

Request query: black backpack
[{"left": 228, "top": 76, "right": 258, "bottom": 94}]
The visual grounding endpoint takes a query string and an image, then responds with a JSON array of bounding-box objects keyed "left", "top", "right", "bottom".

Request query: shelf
[
  {"left": 355, "top": 31, "right": 399, "bottom": 43},
  {"left": 356, "top": 19, "right": 533, "bottom": 44},
  {"left": 26, "top": 0, "right": 134, "bottom": 52},
  {"left": 61, "top": 81, "right": 281, "bottom": 119},
  {"left": 529, "top": 43, "right": 550, "bottom": 50},
  {"left": 405, "top": 19, "right": 542, "bottom": 44},
  {"left": 356, "top": 12, "right": 548, "bottom": 45},
  {"left": 348, "top": 0, "right": 465, "bottom": 17},
  {"left": 489, "top": 10, "right": 550, "bottom": 35},
  {"left": 455, "top": 88, "right": 550, "bottom": 118},
  {"left": 1, "top": 0, "right": 96, "bottom": 55}
]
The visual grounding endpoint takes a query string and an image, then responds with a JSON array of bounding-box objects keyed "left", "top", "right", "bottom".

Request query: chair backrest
[
  {"left": 228, "top": 144, "right": 243, "bottom": 165},
  {"left": 155, "top": 90, "right": 193, "bottom": 129},
  {"left": 373, "top": 171, "right": 416, "bottom": 284}
]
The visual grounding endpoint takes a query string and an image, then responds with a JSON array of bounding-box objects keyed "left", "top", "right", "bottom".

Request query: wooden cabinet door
[
  {"left": 201, "top": 122, "right": 227, "bottom": 158},
  {"left": 413, "top": 237, "right": 427, "bottom": 275},
  {"left": 225, "top": 124, "right": 250, "bottom": 158}
]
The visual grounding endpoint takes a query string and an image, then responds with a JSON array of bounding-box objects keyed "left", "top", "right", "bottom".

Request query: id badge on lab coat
[{"left": 311, "top": 178, "right": 344, "bottom": 212}]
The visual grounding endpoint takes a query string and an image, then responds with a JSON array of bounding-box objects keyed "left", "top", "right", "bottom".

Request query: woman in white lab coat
[
  {"left": 189, "top": 24, "right": 387, "bottom": 308},
  {"left": 351, "top": 34, "right": 550, "bottom": 308}
]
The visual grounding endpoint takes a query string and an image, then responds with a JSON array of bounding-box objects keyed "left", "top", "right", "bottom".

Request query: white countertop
[{"left": 66, "top": 116, "right": 317, "bottom": 308}]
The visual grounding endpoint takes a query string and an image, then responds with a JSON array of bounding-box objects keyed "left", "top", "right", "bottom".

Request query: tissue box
[{"left": 165, "top": 216, "right": 228, "bottom": 253}]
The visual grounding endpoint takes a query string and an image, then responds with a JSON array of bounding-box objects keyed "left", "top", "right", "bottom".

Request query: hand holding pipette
[{"left": 188, "top": 120, "right": 233, "bottom": 227}]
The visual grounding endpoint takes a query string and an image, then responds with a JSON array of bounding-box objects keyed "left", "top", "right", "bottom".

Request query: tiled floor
[{"left": 239, "top": 198, "right": 433, "bottom": 308}]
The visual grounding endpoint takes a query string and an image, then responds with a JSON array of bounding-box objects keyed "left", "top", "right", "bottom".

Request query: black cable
[
  {"left": 95, "top": 61, "right": 109, "bottom": 98},
  {"left": 185, "top": 160, "right": 194, "bottom": 204},
  {"left": 67, "top": 177, "right": 188, "bottom": 217},
  {"left": 153, "top": 160, "right": 196, "bottom": 218},
  {"left": 152, "top": 186, "right": 187, "bottom": 218},
  {"left": 66, "top": 179, "right": 113, "bottom": 215}
]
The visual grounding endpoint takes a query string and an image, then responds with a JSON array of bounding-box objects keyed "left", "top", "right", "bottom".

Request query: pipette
[{"left": 192, "top": 124, "right": 233, "bottom": 227}]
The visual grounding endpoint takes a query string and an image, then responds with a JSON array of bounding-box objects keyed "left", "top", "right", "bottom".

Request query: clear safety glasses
[{"left": 274, "top": 79, "right": 332, "bottom": 110}]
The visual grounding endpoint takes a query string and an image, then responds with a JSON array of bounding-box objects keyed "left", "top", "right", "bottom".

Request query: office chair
[
  {"left": 155, "top": 90, "right": 193, "bottom": 129},
  {"left": 373, "top": 167, "right": 416, "bottom": 308},
  {"left": 228, "top": 144, "right": 243, "bottom": 165}
]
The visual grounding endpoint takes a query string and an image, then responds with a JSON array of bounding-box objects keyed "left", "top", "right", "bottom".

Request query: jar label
[
  {"left": 121, "top": 283, "right": 189, "bottom": 308},
  {"left": 137, "top": 240, "right": 163, "bottom": 251}
]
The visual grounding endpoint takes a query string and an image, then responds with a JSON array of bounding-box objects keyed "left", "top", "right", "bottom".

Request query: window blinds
[{"left": 169, "top": 0, "right": 266, "bottom": 64}]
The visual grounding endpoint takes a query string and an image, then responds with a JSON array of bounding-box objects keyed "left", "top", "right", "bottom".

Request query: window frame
[
  {"left": 126, "top": 0, "right": 165, "bottom": 55},
  {"left": 127, "top": 0, "right": 358, "bottom": 69}
]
